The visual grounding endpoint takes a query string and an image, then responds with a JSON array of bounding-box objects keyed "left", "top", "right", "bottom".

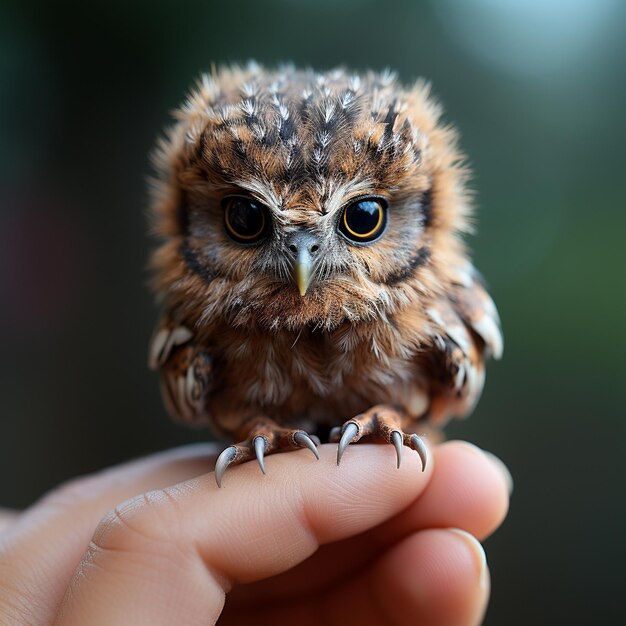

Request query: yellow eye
[
  {"left": 339, "top": 198, "right": 387, "bottom": 243},
  {"left": 223, "top": 196, "right": 270, "bottom": 244}
]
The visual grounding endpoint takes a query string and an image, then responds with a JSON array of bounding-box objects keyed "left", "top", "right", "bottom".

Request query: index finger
[{"left": 54, "top": 443, "right": 432, "bottom": 625}]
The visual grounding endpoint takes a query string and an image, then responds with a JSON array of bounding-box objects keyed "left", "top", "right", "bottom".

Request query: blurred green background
[{"left": 1, "top": 0, "right": 625, "bottom": 623}]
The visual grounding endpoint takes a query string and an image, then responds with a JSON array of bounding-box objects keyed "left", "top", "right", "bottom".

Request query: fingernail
[
  {"left": 448, "top": 528, "right": 489, "bottom": 591},
  {"left": 482, "top": 450, "right": 514, "bottom": 496}
]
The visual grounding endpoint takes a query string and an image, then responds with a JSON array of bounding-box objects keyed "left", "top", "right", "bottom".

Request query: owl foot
[
  {"left": 214, "top": 418, "right": 320, "bottom": 487},
  {"left": 331, "top": 405, "right": 428, "bottom": 471}
]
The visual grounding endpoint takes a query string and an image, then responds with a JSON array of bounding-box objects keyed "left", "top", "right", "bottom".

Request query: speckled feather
[{"left": 147, "top": 64, "right": 502, "bottom": 440}]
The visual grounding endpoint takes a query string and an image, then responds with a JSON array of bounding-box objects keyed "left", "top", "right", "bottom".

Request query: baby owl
[{"left": 148, "top": 64, "right": 503, "bottom": 486}]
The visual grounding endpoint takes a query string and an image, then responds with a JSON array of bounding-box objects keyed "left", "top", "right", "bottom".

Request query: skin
[{"left": 0, "top": 441, "right": 510, "bottom": 626}]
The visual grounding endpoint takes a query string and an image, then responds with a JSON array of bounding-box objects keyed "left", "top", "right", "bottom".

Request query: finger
[
  {"left": 0, "top": 444, "right": 219, "bottom": 625},
  {"left": 224, "top": 440, "right": 509, "bottom": 604},
  {"left": 360, "top": 528, "right": 489, "bottom": 626},
  {"left": 382, "top": 440, "right": 511, "bottom": 541},
  {"left": 54, "top": 443, "right": 432, "bottom": 625},
  {"left": 222, "top": 528, "right": 489, "bottom": 626}
]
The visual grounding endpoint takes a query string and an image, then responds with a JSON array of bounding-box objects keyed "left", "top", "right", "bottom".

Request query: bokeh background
[{"left": 1, "top": 0, "right": 625, "bottom": 623}]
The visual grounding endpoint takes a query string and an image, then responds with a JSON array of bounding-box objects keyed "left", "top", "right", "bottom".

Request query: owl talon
[
  {"left": 254, "top": 436, "right": 268, "bottom": 475},
  {"left": 335, "top": 406, "right": 428, "bottom": 471},
  {"left": 337, "top": 423, "right": 359, "bottom": 465},
  {"left": 215, "top": 419, "right": 322, "bottom": 486},
  {"left": 409, "top": 434, "right": 428, "bottom": 472},
  {"left": 215, "top": 446, "right": 237, "bottom": 488},
  {"left": 294, "top": 431, "right": 320, "bottom": 460},
  {"left": 391, "top": 430, "right": 403, "bottom": 469}
]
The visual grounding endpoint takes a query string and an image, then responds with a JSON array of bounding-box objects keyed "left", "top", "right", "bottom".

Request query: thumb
[{"left": 54, "top": 443, "right": 431, "bottom": 626}]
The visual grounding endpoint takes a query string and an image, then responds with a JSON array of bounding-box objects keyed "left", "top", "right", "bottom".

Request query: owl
[{"left": 147, "top": 64, "right": 503, "bottom": 487}]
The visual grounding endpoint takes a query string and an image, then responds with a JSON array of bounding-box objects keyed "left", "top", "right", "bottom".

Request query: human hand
[{"left": 0, "top": 440, "right": 510, "bottom": 625}]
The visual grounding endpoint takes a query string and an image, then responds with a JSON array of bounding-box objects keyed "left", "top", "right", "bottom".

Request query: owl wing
[
  {"left": 148, "top": 317, "right": 213, "bottom": 425},
  {"left": 422, "top": 262, "right": 503, "bottom": 426}
]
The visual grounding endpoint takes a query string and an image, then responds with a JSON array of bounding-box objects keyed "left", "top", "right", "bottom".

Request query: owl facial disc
[{"left": 286, "top": 230, "right": 321, "bottom": 297}]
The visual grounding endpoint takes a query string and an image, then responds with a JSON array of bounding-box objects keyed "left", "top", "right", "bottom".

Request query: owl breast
[{"left": 206, "top": 318, "right": 429, "bottom": 437}]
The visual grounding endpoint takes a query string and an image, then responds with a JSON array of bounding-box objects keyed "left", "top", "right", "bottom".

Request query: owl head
[{"left": 149, "top": 64, "right": 472, "bottom": 333}]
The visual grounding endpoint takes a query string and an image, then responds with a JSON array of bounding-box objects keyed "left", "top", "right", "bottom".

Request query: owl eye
[
  {"left": 223, "top": 196, "right": 270, "bottom": 244},
  {"left": 338, "top": 197, "right": 388, "bottom": 244}
]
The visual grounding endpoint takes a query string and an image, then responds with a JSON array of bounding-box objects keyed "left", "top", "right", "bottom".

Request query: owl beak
[
  {"left": 294, "top": 253, "right": 313, "bottom": 297},
  {"left": 286, "top": 230, "right": 320, "bottom": 297}
]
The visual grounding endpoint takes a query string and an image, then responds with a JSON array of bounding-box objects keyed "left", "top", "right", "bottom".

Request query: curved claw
[
  {"left": 254, "top": 436, "right": 267, "bottom": 475},
  {"left": 391, "top": 430, "right": 403, "bottom": 469},
  {"left": 294, "top": 431, "right": 320, "bottom": 460},
  {"left": 310, "top": 434, "right": 321, "bottom": 446},
  {"left": 215, "top": 446, "right": 237, "bottom": 488},
  {"left": 337, "top": 423, "right": 359, "bottom": 465},
  {"left": 410, "top": 434, "right": 428, "bottom": 472}
]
